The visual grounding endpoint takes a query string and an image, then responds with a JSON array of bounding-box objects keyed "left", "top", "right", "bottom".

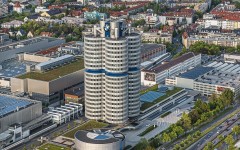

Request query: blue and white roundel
[{"left": 104, "top": 24, "right": 110, "bottom": 31}]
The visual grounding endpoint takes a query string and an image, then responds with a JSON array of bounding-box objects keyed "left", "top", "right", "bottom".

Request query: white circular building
[
  {"left": 74, "top": 129, "right": 125, "bottom": 150},
  {"left": 84, "top": 20, "right": 141, "bottom": 124}
]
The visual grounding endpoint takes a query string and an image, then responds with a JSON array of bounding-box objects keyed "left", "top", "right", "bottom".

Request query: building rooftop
[
  {"left": 140, "top": 43, "right": 165, "bottom": 54},
  {"left": 17, "top": 57, "right": 84, "bottom": 81},
  {"left": 179, "top": 66, "right": 214, "bottom": 79},
  {"left": 0, "top": 59, "right": 37, "bottom": 78},
  {"left": 143, "top": 52, "right": 196, "bottom": 73},
  {"left": 0, "top": 95, "right": 36, "bottom": 118},
  {"left": 140, "top": 91, "right": 165, "bottom": 102},
  {"left": 75, "top": 129, "right": 125, "bottom": 144}
]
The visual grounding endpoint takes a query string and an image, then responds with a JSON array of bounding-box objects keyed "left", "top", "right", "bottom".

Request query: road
[
  {"left": 173, "top": 35, "right": 183, "bottom": 53},
  {"left": 188, "top": 105, "right": 240, "bottom": 150}
]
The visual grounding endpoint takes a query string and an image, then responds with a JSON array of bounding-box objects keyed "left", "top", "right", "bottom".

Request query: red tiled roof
[{"left": 14, "top": 1, "right": 21, "bottom": 8}]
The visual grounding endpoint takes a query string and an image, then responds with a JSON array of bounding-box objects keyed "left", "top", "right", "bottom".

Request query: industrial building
[
  {"left": 35, "top": 55, "right": 75, "bottom": 71},
  {"left": 0, "top": 94, "right": 42, "bottom": 148},
  {"left": 48, "top": 102, "right": 83, "bottom": 125},
  {"left": 0, "top": 95, "right": 42, "bottom": 133},
  {"left": 141, "top": 52, "right": 201, "bottom": 86},
  {"left": 84, "top": 20, "right": 141, "bottom": 124},
  {"left": 74, "top": 129, "right": 125, "bottom": 150},
  {"left": 0, "top": 36, "right": 64, "bottom": 62},
  {"left": 166, "top": 62, "right": 240, "bottom": 98},
  {"left": 11, "top": 56, "right": 84, "bottom": 106}
]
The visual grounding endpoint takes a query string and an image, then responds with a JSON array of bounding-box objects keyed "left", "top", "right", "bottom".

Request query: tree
[
  {"left": 134, "top": 138, "right": 149, "bottom": 150},
  {"left": 172, "top": 125, "right": 184, "bottom": 137},
  {"left": 145, "top": 145, "right": 155, "bottom": 150},
  {"left": 169, "top": 131, "right": 177, "bottom": 140},
  {"left": 203, "top": 142, "right": 213, "bottom": 150},
  {"left": 217, "top": 135, "right": 224, "bottom": 141},
  {"left": 177, "top": 112, "right": 192, "bottom": 132},
  {"left": 225, "top": 134, "right": 234, "bottom": 149},
  {"left": 161, "top": 132, "right": 171, "bottom": 143},
  {"left": 220, "top": 89, "right": 234, "bottom": 107},
  {"left": 188, "top": 109, "right": 200, "bottom": 125},
  {"left": 232, "top": 125, "right": 240, "bottom": 138}
]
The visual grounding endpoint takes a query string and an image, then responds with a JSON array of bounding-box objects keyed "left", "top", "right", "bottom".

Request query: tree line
[{"left": 133, "top": 89, "right": 234, "bottom": 150}]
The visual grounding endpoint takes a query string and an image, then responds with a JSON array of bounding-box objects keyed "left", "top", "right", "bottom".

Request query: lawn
[
  {"left": 140, "top": 87, "right": 183, "bottom": 111},
  {"left": 140, "top": 84, "right": 158, "bottom": 95},
  {"left": 63, "top": 120, "right": 108, "bottom": 138},
  {"left": 139, "top": 125, "right": 157, "bottom": 136},
  {"left": 17, "top": 58, "right": 84, "bottom": 81},
  {"left": 37, "top": 143, "right": 70, "bottom": 150}
]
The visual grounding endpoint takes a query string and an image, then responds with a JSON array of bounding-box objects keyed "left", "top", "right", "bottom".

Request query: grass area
[
  {"left": 37, "top": 143, "right": 70, "bottom": 150},
  {"left": 139, "top": 125, "right": 157, "bottom": 136},
  {"left": 161, "top": 111, "right": 172, "bottom": 118},
  {"left": 140, "top": 84, "right": 158, "bottom": 95},
  {"left": 63, "top": 120, "right": 108, "bottom": 138},
  {"left": 140, "top": 87, "right": 183, "bottom": 111},
  {"left": 17, "top": 58, "right": 84, "bottom": 81}
]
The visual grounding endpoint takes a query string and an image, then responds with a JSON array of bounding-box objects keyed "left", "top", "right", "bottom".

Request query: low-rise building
[
  {"left": 140, "top": 43, "right": 166, "bottom": 62},
  {"left": 141, "top": 52, "right": 201, "bottom": 86},
  {"left": 84, "top": 11, "right": 107, "bottom": 20},
  {"left": 61, "top": 17, "right": 86, "bottom": 26},
  {"left": 159, "top": 8, "right": 194, "bottom": 25},
  {"left": 141, "top": 32, "right": 172, "bottom": 43},
  {"left": 35, "top": 6, "right": 49, "bottom": 13},
  {"left": 1, "top": 20, "right": 24, "bottom": 28},
  {"left": 224, "top": 53, "right": 240, "bottom": 63},
  {"left": 166, "top": 62, "right": 240, "bottom": 98}
]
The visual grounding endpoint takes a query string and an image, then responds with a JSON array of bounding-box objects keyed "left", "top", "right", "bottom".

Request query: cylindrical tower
[
  {"left": 127, "top": 34, "right": 141, "bottom": 117},
  {"left": 84, "top": 36, "right": 104, "bottom": 120},
  {"left": 84, "top": 19, "right": 141, "bottom": 124},
  {"left": 104, "top": 38, "right": 129, "bottom": 124}
]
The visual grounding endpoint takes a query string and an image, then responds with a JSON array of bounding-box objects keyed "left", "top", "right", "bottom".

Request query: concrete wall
[
  {"left": 176, "top": 77, "right": 194, "bottom": 89},
  {"left": 0, "top": 101, "right": 42, "bottom": 132},
  {"left": 11, "top": 78, "right": 28, "bottom": 93},
  {"left": 27, "top": 79, "right": 50, "bottom": 95},
  {"left": 0, "top": 79, "right": 10, "bottom": 87},
  {"left": 19, "top": 53, "right": 51, "bottom": 63},
  {"left": 49, "top": 69, "right": 84, "bottom": 94}
]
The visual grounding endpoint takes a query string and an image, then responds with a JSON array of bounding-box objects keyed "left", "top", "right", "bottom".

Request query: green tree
[
  {"left": 134, "top": 138, "right": 149, "bottom": 150},
  {"left": 225, "top": 134, "right": 234, "bottom": 149},
  {"left": 161, "top": 132, "right": 171, "bottom": 143},
  {"left": 232, "top": 125, "right": 240, "bottom": 138},
  {"left": 169, "top": 131, "right": 177, "bottom": 140},
  {"left": 203, "top": 142, "right": 213, "bottom": 150},
  {"left": 178, "top": 112, "right": 192, "bottom": 132},
  {"left": 172, "top": 125, "right": 184, "bottom": 137}
]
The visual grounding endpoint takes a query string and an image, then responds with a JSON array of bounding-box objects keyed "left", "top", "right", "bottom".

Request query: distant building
[
  {"left": 1, "top": 20, "right": 24, "bottom": 28},
  {"left": 35, "top": 6, "right": 49, "bottom": 13},
  {"left": 140, "top": 43, "right": 166, "bottom": 62},
  {"left": 13, "top": 1, "right": 22, "bottom": 13},
  {"left": 41, "top": 9, "right": 64, "bottom": 17},
  {"left": 224, "top": 53, "right": 240, "bottom": 63},
  {"left": 84, "top": 11, "right": 107, "bottom": 20}
]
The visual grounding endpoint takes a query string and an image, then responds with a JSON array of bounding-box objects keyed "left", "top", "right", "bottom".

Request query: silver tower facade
[{"left": 84, "top": 20, "right": 141, "bottom": 124}]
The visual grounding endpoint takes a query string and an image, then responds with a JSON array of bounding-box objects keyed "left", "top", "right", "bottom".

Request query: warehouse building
[
  {"left": 11, "top": 57, "right": 84, "bottom": 106},
  {"left": 35, "top": 55, "right": 75, "bottom": 71},
  {"left": 0, "top": 37, "right": 64, "bottom": 63},
  {"left": 141, "top": 52, "right": 201, "bottom": 86},
  {"left": 75, "top": 129, "right": 125, "bottom": 150},
  {"left": 166, "top": 62, "right": 240, "bottom": 98}
]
